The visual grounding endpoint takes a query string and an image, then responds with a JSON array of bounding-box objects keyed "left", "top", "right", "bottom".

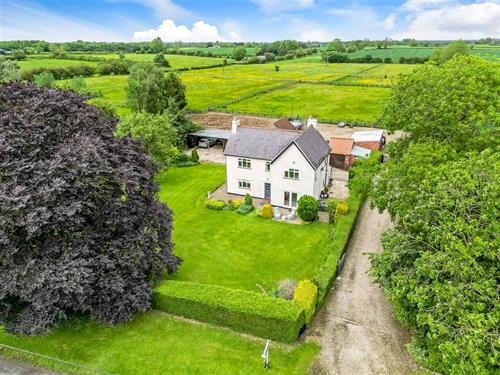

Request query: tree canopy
[
  {"left": 0, "top": 83, "right": 180, "bottom": 335},
  {"left": 370, "top": 55, "right": 499, "bottom": 374},
  {"left": 150, "top": 37, "right": 165, "bottom": 53}
]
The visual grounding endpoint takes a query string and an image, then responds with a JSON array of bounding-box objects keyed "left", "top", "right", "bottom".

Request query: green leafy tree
[
  {"left": 126, "top": 62, "right": 168, "bottom": 114},
  {"left": 327, "top": 38, "right": 345, "bottom": 53},
  {"left": 34, "top": 72, "right": 55, "bottom": 88},
  {"left": 115, "top": 112, "right": 178, "bottom": 167},
  {"left": 165, "top": 98, "right": 199, "bottom": 148},
  {"left": 0, "top": 58, "right": 20, "bottom": 82},
  {"left": 164, "top": 72, "right": 187, "bottom": 109},
  {"left": 432, "top": 40, "right": 469, "bottom": 64},
  {"left": 150, "top": 37, "right": 165, "bottom": 53},
  {"left": 12, "top": 49, "right": 26, "bottom": 60},
  {"left": 191, "top": 149, "right": 199, "bottom": 163},
  {"left": 232, "top": 46, "right": 247, "bottom": 61},
  {"left": 154, "top": 53, "right": 170, "bottom": 68},
  {"left": 378, "top": 55, "right": 499, "bottom": 156},
  {"left": 64, "top": 76, "right": 100, "bottom": 97},
  {"left": 297, "top": 195, "right": 319, "bottom": 222}
]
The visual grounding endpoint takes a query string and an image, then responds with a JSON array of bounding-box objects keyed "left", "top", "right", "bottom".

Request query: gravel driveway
[{"left": 307, "top": 201, "right": 418, "bottom": 375}]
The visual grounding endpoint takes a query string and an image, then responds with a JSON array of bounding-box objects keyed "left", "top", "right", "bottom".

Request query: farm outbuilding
[
  {"left": 351, "top": 130, "right": 386, "bottom": 151},
  {"left": 329, "top": 137, "right": 355, "bottom": 169},
  {"left": 187, "top": 129, "right": 232, "bottom": 149},
  {"left": 273, "top": 118, "right": 303, "bottom": 131}
]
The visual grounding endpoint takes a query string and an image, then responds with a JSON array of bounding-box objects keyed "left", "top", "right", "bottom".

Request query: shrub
[
  {"left": 256, "top": 206, "right": 264, "bottom": 216},
  {"left": 261, "top": 204, "right": 273, "bottom": 219},
  {"left": 244, "top": 193, "right": 253, "bottom": 206},
  {"left": 228, "top": 199, "right": 242, "bottom": 210},
  {"left": 153, "top": 281, "right": 305, "bottom": 342},
  {"left": 236, "top": 204, "right": 254, "bottom": 215},
  {"left": 335, "top": 202, "right": 349, "bottom": 216},
  {"left": 275, "top": 279, "right": 297, "bottom": 300},
  {"left": 191, "top": 149, "right": 199, "bottom": 162},
  {"left": 293, "top": 280, "right": 318, "bottom": 323},
  {"left": 205, "top": 199, "right": 226, "bottom": 210},
  {"left": 297, "top": 195, "right": 319, "bottom": 222},
  {"left": 326, "top": 199, "right": 339, "bottom": 223}
]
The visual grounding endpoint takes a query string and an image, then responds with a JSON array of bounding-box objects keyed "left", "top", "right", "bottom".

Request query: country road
[{"left": 307, "top": 201, "right": 418, "bottom": 375}]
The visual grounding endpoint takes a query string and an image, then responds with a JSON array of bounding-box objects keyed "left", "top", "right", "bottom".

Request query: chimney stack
[
  {"left": 231, "top": 117, "right": 240, "bottom": 133},
  {"left": 307, "top": 117, "right": 318, "bottom": 128}
]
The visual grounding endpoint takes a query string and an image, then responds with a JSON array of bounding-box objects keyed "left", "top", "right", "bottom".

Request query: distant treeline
[{"left": 321, "top": 51, "right": 429, "bottom": 64}]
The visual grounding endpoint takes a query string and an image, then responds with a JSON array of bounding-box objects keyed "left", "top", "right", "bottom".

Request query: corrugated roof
[
  {"left": 224, "top": 126, "right": 330, "bottom": 169},
  {"left": 351, "top": 130, "right": 384, "bottom": 143},
  {"left": 292, "top": 126, "right": 331, "bottom": 169},
  {"left": 330, "top": 137, "right": 354, "bottom": 155},
  {"left": 352, "top": 145, "right": 372, "bottom": 158},
  {"left": 189, "top": 129, "right": 232, "bottom": 140},
  {"left": 224, "top": 128, "right": 298, "bottom": 160}
]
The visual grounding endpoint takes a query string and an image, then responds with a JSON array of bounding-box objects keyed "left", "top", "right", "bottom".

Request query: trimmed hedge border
[{"left": 153, "top": 281, "right": 305, "bottom": 342}]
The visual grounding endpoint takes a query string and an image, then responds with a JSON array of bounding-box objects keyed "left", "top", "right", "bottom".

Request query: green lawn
[
  {"left": 157, "top": 164, "right": 329, "bottom": 292},
  {"left": 0, "top": 311, "right": 319, "bottom": 374},
  {"left": 17, "top": 58, "right": 97, "bottom": 71},
  {"left": 225, "top": 84, "right": 391, "bottom": 123}
]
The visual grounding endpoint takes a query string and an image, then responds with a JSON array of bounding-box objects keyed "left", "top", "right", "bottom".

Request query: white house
[{"left": 223, "top": 118, "right": 331, "bottom": 208}]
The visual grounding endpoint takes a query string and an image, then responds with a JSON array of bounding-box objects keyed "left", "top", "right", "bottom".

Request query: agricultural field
[
  {"left": 225, "top": 84, "right": 391, "bottom": 123},
  {"left": 348, "top": 46, "right": 500, "bottom": 61},
  {"left": 66, "top": 53, "right": 226, "bottom": 69},
  {"left": 0, "top": 311, "right": 318, "bottom": 374},
  {"left": 17, "top": 58, "right": 97, "bottom": 71},
  {"left": 179, "top": 46, "right": 259, "bottom": 56},
  {"left": 157, "top": 164, "right": 330, "bottom": 291}
]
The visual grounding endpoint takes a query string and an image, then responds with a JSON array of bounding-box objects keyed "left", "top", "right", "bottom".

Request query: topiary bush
[
  {"left": 228, "top": 199, "right": 242, "bottom": 210},
  {"left": 275, "top": 279, "right": 297, "bottom": 300},
  {"left": 261, "top": 204, "right": 273, "bottom": 219},
  {"left": 191, "top": 148, "right": 199, "bottom": 163},
  {"left": 297, "top": 195, "right": 319, "bottom": 222},
  {"left": 293, "top": 280, "right": 318, "bottom": 324},
  {"left": 244, "top": 193, "right": 253, "bottom": 206},
  {"left": 236, "top": 204, "right": 254, "bottom": 215},
  {"left": 205, "top": 199, "right": 226, "bottom": 210},
  {"left": 153, "top": 281, "right": 305, "bottom": 342}
]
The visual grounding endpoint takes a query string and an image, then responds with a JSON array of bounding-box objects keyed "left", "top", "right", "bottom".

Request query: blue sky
[{"left": 1, "top": 0, "right": 499, "bottom": 42}]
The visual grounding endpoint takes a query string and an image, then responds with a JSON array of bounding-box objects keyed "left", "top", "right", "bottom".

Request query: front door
[{"left": 264, "top": 183, "right": 271, "bottom": 199}]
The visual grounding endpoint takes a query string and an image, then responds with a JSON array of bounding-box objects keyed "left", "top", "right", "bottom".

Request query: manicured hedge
[
  {"left": 153, "top": 281, "right": 305, "bottom": 342},
  {"left": 205, "top": 199, "right": 226, "bottom": 210},
  {"left": 293, "top": 280, "right": 318, "bottom": 324}
]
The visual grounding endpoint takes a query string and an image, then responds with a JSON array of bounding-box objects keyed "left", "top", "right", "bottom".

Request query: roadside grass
[
  {"left": 224, "top": 84, "right": 391, "bottom": 123},
  {"left": 156, "top": 164, "right": 329, "bottom": 292},
  {"left": 17, "top": 58, "right": 97, "bottom": 71},
  {"left": 0, "top": 311, "right": 319, "bottom": 375}
]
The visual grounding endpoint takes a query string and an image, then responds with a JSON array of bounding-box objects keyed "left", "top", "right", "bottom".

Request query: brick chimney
[{"left": 307, "top": 117, "right": 318, "bottom": 128}]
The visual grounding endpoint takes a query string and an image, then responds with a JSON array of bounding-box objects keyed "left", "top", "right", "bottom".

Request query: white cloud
[
  {"left": 394, "top": 1, "right": 500, "bottom": 39},
  {"left": 0, "top": 2, "right": 125, "bottom": 42},
  {"left": 221, "top": 21, "right": 244, "bottom": 42},
  {"left": 132, "top": 19, "right": 241, "bottom": 42},
  {"left": 252, "top": 0, "right": 314, "bottom": 13},
  {"left": 383, "top": 13, "right": 397, "bottom": 30}
]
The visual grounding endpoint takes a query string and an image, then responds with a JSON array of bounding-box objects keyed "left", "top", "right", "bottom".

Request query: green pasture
[
  {"left": 225, "top": 84, "right": 391, "bottom": 123},
  {"left": 17, "top": 58, "right": 97, "bottom": 71},
  {"left": 180, "top": 46, "right": 259, "bottom": 56},
  {"left": 67, "top": 53, "right": 226, "bottom": 69},
  {"left": 0, "top": 311, "right": 318, "bottom": 374},
  {"left": 348, "top": 46, "right": 500, "bottom": 61},
  {"left": 182, "top": 61, "right": 378, "bottom": 82},
  {"left": 157, "top": 164, "right": 329, "bottom": 291}
]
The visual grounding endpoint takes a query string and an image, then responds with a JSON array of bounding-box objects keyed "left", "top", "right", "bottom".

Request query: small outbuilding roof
[
  {"left": 330, "top": 137, "right": 354, "bottom": 155},
  {"left": 274, "top": 118, "right": 303, "bottom": 130},
  {"left": 351, "top": 130, "right": 384, "bottom": 143},
  {"left": 189, "top": 129, "right": 232, "bottom": 140},
  {"left": 351, "top": 145, "right": 372, "bottom": 158}
]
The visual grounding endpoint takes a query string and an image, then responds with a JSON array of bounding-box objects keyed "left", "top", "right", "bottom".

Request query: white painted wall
[{"left": 225, "top": 145, "right": 330, "bottom": 207}]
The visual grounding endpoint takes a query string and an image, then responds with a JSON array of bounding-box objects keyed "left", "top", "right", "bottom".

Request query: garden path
[{"left": 306, "top": 201, "right": 418, "bottom": 375}]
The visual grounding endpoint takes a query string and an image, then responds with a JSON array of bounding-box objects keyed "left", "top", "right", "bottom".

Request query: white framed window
[
  {"left": 265, "top": 162, "right": 270, "bottom": 172},
  {"left": 284, "top": 191, "right": 298, "bottom": 207},
  {"left": 284, "top": 168, "right": 299, "bottom": 180},
  {"left": 238, "top": 158, "right": 251, "bottom": 169},
  {"left": 238, "top": 179, "right": 251, "bottom": 189}
]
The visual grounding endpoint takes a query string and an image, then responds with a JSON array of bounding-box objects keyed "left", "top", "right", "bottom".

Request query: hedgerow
[
  {"left": 153, "top": 281, "right": 305, "bottom": 342},
  {"left": 293, "top": 280, "right": 318, "bottom": 324}
]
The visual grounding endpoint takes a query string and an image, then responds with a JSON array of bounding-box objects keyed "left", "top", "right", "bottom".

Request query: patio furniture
[
  {"left": 273, "top": 206, "right": 281, "bottom": 220},
  {"left": 287, "top": 208, "right": 296, "bottom": 220}
]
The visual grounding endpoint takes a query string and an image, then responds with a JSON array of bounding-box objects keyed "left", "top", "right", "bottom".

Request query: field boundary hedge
[{"left": 153, "top": 280, "right": 305, "bottom": 342}]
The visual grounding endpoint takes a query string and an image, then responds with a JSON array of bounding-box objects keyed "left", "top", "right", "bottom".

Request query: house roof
[
  {"left": 274, "top": 118, "right": 302, "bottom": 130},
  {"left": 330, "top": 137, "right": 354, "bottom": 155},
  {"left": 224, "top": 126, "right": 331, "bottom": 169},
  {"left": 351, "top": 130, "right": 384, "bottom": 143},
  {"left": 352, "top": 145, "right": 372, "bottom": 158}
]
